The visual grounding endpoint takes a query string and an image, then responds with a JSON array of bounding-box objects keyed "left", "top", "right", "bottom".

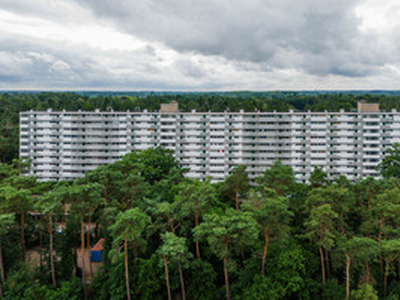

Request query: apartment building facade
[{"left": 19, "top": 102, "right": 400, "bottom": 182}]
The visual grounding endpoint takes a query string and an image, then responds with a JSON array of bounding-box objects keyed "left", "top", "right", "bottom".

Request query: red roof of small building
[{"left": 92, "top": 238, "right": 105, "bottom": 251}]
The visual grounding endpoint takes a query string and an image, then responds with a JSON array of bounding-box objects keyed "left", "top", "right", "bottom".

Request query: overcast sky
[{"left": 0, "top": 0, "right": 399, "bottom": 91}]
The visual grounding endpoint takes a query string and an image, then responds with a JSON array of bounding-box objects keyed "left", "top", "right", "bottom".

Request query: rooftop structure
[{"left": 20, "top": 102, "right": 399, "bottom": 182}]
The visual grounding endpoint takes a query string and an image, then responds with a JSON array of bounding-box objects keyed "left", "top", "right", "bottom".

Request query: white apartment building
[{"left": 19, "top": 101, "right": 400, "bottom": 182}]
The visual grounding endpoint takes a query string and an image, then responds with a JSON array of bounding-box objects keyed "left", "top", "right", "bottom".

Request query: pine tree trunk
[
  {"left": 261, "top": 227, "right": 269, "bottom": 276},
  {"left": 345, "top": 253, "right": 350, "bottom": 300},
  {"left": 163, "top": 253, "right": 172, "bottom": 300},
  {"left": 87, "top": 213, "right": 93, "bottom": 279},
  {"left": 81, "top": 216, "right": 87, "bottom": 298},
  {"left": 195, "top": 212, "right": 200, "bottom": 260},
  {"left": 319, "top": 245, "right": 326, "bottom": 287},
  {"left": 325, "top": 249, "right": 330, "bottom": 279},
  {"left": 48, "top": 216, "right": 56, "bottom": 288},
  {"left": 378, "top": 216, "right": 384, "bottom": 274},
  {"left": 235, "top": 190, "right": 239, "bottom": 211},
  {"left": 73, "top": 221, "right": 78, "bottom": 276},
  {"left": 178, "top": 261, "right": 186, "bottom": 300},
  {"left": 21, "top": 212, "right": 25, "bottom": 260},
  {"left": 223, "top": 257, "right": 231, "bottom": 300},
  {"left": 40, "top": 215, "right": 43, "bottom": 269},
  {"left": 124, "top": 235, "right": 131, "bottom": 300}
]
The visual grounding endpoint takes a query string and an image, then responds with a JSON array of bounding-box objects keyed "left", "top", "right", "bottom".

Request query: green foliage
[
  {"left": 321, "top": 279, "right": 346, "bottom": 300},
  {"left": 379, "top": 143, "right": 400, "bottom": 179},
  {"left": 309, "top": 167, "right": 329, "bottom": 189},
  {"left": 256, "top": 160, "right": 297, "bottom": 196},
  {"left": 351, "top": 284, "right": 379, "bottom": 300},
  {"left": 186, "top": 260, "right": 218, "bottom": 300},
  {"left": 109, "top": 208, "right": 151, "bottom": 261},
  {"left": 243, "top": 188, "right": 292, "bottom": 241},
  {"left": 3, "top": 263, "right": 48, "bottom": 300},
  {"left": 222, "top": 165, "right": 249, "bottom": 209},
  {"left": 194, "top": 209, "right": 258, "bottom": 260}
]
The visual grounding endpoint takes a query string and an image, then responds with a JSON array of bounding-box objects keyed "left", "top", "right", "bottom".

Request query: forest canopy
[{"left": 0, "top": 146, "right": 400, "bottom": 299}]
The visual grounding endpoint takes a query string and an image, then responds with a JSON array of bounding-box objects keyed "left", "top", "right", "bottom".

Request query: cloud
[
  {"left": 74, "top": 0, "right": 395, "bottom": 77},
  {"left": 0, "top": 0, "right": 399, "bottom": 90}
]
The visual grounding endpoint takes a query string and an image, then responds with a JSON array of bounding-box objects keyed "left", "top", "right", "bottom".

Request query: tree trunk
[
  {"left": 81, "top": 216, "right": 87, "bottom": 298},
  {"left": 378, "top": 216, "right": 384, "bottom": 274},
  {"left": 163, "top": 253, "right": 172, "bottom": 300},
  {"left": 124, "top": 235, "right": 131, "bottom": 300},
  {"left": 365, "top": 260, "right": 370, "bottom": 283},
  {"left": 223, "top": 257, "right": 231, "bottom": 300},
  {"left": 261, "top": 227, "right": 269, "bottom": 276},
  {"left": 195, "top": 212, "right": 200, "bottom": 260},
  {"left": 345, "top": 253, "right": 350, "bottom": 300},
  {"left": 178, "top": 261, "right": 186, "bottom": 300},
  {"left": 235, "top": 190, "right": 239, "bottom": 211},
  {"left": 21, "top": 212, "right": 25, "bottom": 260},
  {"left": 73, "top": 221, "right": 78, "bottom": 276},
  {"left": 47, "top": 216, "right": 56, "bottom": 289},
  {"left": 325, "top": 249, "right": 330, "bottom": 279},
  {"left": 87, "top": 213, "right": 93, "bottom": 279},
  {"left": 40, "top": 215, "right": 43, "bottom": 269},
  {"left": 319, "top": 245, "right": 326, "bottom": 288}
]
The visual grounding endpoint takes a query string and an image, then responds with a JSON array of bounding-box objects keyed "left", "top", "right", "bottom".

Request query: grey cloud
[
  {"left": 1, "top": 0, "right": 400, "bottom": 90},
  {"left": 0, "top": 33, "right": 220, "bottom": 90},
  {"left": 73, "top": 0, "right": 397, "bottom": 77}
]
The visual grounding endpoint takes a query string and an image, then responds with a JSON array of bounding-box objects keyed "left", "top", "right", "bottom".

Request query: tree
[
  {"left": 371, "top": 186, "right": 400, "bottom": 274},
  {"left": 379, "top": 143, "right": 400, "bottom": 179},
  {"left": 338, "top": 237, "right": 378, "bottom": 300},
  {"left": 36, "top": 187, "right": 66, "bottom": 288},
  {"left": 119, "top": 147, "right": 182, "bottom": 184},
  {"left": 85, "top": 164, "right": 123, "bottom": 205},
  {"left": 355, "top": 177, "right": 382, "bottom": 282},
  {"left": 68, "top": 183, "right": 102, "bottom": 298},
  {"left": 121, "top": 173, "right": 148, "bottom": 210},
  {"left": 309, "top": 167, "right": 329, "bottom": 189},
  {"left": 0, "top": 185, "right": 33, "bottom": 259},
  {"left": 223, "top": 165, "right": 249, "bottom": 210},
  {"left": 175, "top": 179, "right": 217, "bottom": 260},
  {"left": 158, "top": 232, "right": 192, "bottom": 300},
  {"left": 243, "top": 187, "right": 292, "bottom": 275},
  {"left": 256, "top": 160, "right": 297, "bottom": 196},
  {"left": 304, "top": 204, "right": 338, "bottom": 288},
  {"left": 381, "top": 239, "right": 400, "bottom": 297},
  {"left": 0, "top": 213, "right": 14, "bottom": 298},
  {"left": 194, "top": 209, "right": 258, "bottom": 300},
  {"left": 110, "top": 208, "right": 151, "bottom": 300},
  {"left": 351, "top": 284, "right": 379, "bottom": 300}
]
